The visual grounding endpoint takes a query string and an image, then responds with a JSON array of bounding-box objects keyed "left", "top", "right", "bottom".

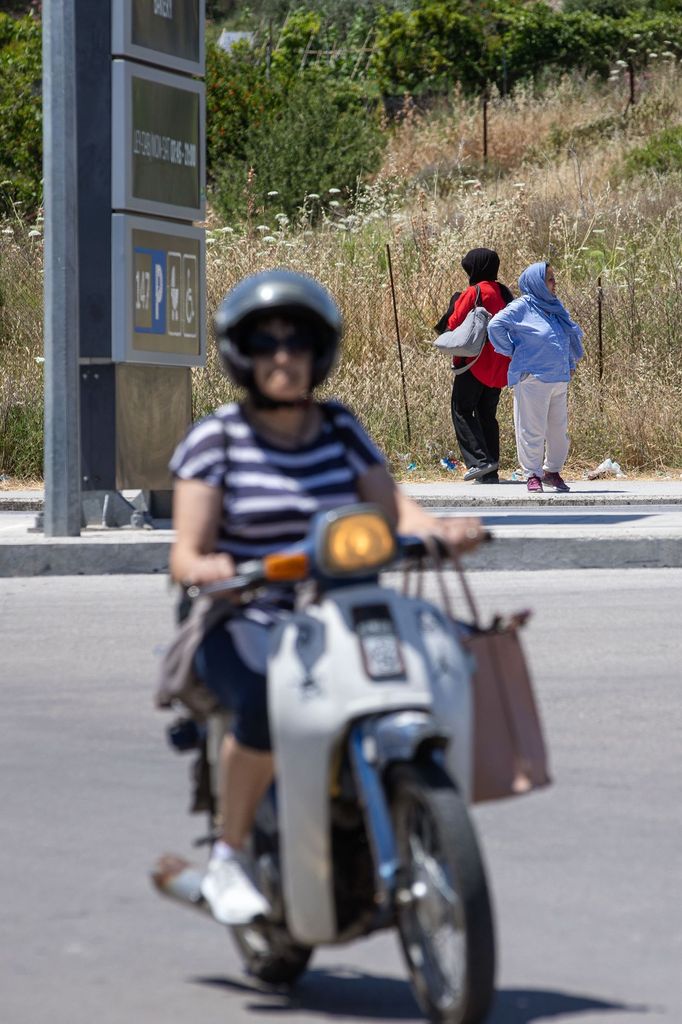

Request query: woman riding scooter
[{"left": 168, "top": 270, "right": 487, "bottom": 927}]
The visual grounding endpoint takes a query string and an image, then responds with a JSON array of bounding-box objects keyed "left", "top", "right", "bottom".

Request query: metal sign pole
[{"left": 43, "top": 0, "right": 81, "bottom": 536}]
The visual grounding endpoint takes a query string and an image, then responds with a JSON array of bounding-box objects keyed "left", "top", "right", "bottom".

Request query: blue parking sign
[{"left": 133, "top": 246, "right": 166, "bottom": 334}]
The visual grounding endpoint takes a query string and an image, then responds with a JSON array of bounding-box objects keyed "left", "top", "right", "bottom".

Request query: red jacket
[{"left": 447, "top": 281, "right": 511, "bottom": 390}]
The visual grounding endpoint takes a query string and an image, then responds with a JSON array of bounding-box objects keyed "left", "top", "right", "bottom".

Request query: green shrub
[
  {"left": 207, "top": 44, "right": 385, "bottom": 221},
  {"left": 563, "top": 0, "right": 680, "bottom": 15},
  {"left": 498, "top": 7, "right": 623, "bottom": 83},
  {"left": 371, "top": 2, "right": 490, "bottom": 97},
  {"left": 370, "top": 1, "right": 682, "bottom": 97},
  {"left": 0, "top": 14, "right": 42, "bottom": 218},
  {"left": 623, "top": 125, "right": 682, "bottom": 175},
  {"left": 206, "top": 41, "right": 277, "bottom": 176}
]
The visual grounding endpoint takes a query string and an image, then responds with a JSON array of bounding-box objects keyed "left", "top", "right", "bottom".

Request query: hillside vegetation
[{"left": 1, "top": 2, "right": 682, "bottom": 479}]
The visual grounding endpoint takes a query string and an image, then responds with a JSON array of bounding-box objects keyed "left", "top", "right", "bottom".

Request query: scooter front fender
[{"left": 360, "top": 710, "right": 449, "bottom": 772}]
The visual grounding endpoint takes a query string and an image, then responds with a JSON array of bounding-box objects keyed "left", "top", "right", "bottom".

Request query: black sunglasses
[{"left": 248, "top": 330, "right": 316, "bottom": 357}]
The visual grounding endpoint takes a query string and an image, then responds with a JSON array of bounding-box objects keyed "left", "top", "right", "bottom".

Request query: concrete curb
[
  {"left": 413, "top": 494, "right": 682, "bottom": 509},
  {"left": 0, "top": 498, "right": 43, "bottom": 512},
  {"left": 2, "top": 532, "right": 681, "bottom": 576},
  {"left": 4, "top": 493, "right": 682, "bottom": 513},
  {"left": 0, "top": 535, "right": 171, "bottom": 577}
]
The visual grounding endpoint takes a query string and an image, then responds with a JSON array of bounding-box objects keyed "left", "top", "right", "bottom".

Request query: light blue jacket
[{"left": 488, "top": 296, "right": 584, "bottom": 386}]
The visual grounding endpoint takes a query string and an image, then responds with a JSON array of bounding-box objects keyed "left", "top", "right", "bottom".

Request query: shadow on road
[
  {"left": 193, "top": 972, "right": 653, "bottom": 1021},
  {"left": 488, "top": 987, "right": 653, "bottom": 1022},
  {"left": 194, "top": 968, "right": 421, "bottom": 1019}
]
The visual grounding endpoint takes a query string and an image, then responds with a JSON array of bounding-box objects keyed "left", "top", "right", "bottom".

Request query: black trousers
[{"left": 450, "top": 372, "right": 502, "bottom": 470}]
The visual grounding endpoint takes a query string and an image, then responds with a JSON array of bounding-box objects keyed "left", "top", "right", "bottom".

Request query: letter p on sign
[{"left": 154, "top": 262, "right": 164, "bottom": 321}]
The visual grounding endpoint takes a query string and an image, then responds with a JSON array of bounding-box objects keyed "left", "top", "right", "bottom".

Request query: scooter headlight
[{"left": 320, "top": 508, "right": 396, "bottom": 576}]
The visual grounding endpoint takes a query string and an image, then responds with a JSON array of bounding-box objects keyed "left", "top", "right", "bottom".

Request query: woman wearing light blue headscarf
[{"left": 488, "top": 262, "right": 584, "bottom": 492}]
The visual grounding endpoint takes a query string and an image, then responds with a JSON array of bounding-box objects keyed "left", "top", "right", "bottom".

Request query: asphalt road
[{"left": 1, "top": 570, "right": 680, "bottom": 1024}]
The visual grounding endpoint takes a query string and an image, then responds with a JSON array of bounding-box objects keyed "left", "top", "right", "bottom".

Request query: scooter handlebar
[{"left": 186, "top": 531, "right": 494, "bottom": 600}]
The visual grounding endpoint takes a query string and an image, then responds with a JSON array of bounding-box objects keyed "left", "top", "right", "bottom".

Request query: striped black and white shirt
[{"left": 170, "top": 400, "right": 385, "bottom": 566}]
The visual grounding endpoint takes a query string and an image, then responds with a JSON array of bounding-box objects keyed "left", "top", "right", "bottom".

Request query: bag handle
[
  {"left": 418, "top": 537, "right": 482, "bottom": 629},
  {"left": 451, "top": 345, "right": 485, "bottom": 377}
]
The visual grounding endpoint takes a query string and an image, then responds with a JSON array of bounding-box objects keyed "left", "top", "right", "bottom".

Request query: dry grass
[
  {"left": 2, "top": 65, "right": 682, "bottom": 480},
  {"left": 0, "top": 217, "right": 44, "bottom": 478}
]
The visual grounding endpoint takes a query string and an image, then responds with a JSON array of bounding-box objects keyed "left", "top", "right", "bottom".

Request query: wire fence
[{"left": 2, "top": 222, "right": 682, "bottom": 478}]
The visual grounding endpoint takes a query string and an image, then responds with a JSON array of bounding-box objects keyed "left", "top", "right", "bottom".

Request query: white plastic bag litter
[{"left": 587, "top": 458, "right": 626, "bottom": 480}]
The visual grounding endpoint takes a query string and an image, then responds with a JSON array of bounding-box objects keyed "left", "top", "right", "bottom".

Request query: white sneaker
[{"left": 200, "top": 854, "right": 269, "bottom": 926}]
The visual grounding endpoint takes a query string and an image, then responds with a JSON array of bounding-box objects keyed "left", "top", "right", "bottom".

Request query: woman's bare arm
[
  {"left": 170, "top": 479, "right": 236, "bottom": 584},
  {"left": 356, "top": 464, "right": 484, "bottom": 552}
]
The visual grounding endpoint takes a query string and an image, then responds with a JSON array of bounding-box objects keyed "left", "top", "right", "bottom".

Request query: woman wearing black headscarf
[{"left": 446, "top": 248, "right": 513, "bottom": 482}]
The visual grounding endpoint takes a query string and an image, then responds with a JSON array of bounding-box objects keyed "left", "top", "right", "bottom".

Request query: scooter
[{"left": 153, "top": 504, "right": 496, "bottom": 1024}]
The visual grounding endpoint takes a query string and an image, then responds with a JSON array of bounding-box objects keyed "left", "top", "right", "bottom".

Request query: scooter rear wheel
[
  {"left": 230, "top": 922, "right": 313, "bottom": 986},
  {"left": 389, "top": 759, "right": 495, "bottom": 1024}
]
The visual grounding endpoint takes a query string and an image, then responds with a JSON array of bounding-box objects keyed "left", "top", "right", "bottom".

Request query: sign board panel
[
  {"left": 112, "top": 0, "right": 205, "bottom": 76},
  {"left": 112, "top": 213, "right": 205, "bottom": 366},
  {"left": 112, "top": 60, "right": 205, "bottom": 221}
]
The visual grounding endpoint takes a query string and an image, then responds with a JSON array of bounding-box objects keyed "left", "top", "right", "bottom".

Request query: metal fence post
[
  {"left": 597, "top": 275, "right": 604, "bottom": 409},
  {"left": 43, "top": 0, "right": 81, "bottom": 536},
  {"left": 385, "top": 244, "right": 412, "bottom": 446},
  {"left": 627, "top": 61, "right": 636, "bottom": 109}
]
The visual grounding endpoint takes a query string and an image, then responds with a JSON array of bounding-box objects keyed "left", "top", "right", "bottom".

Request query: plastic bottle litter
[
  {"left": 439, "top": 457, "right": 459, "bottom": 472},
  {"left": 406, "top": 461, "right": 417, "bottom": 472},
  {"left": 510, "top": 470, "right": 526, "bottom": 482}
]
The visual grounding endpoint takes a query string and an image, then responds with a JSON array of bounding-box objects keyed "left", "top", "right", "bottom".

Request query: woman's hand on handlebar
[
  {"left": 426, "top": 515, "right": 490, "bottom": 555},
  {"left": 180, "top": 552, "right": 237, "bottom": 587}
]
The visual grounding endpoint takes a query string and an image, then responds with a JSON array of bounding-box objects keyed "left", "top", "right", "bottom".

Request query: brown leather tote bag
[{"left": 409, "top": 546, "right": 551, "bottom": 804}]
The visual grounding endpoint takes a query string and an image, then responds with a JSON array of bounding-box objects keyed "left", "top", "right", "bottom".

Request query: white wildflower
[
  {"left": 328, "top": 188, "right": 341, "bottom": 195},
  {"left": 306, "top": 193, "right": 320, "bottom": 200},
  {"left": 263, "top": 235, "right": 277, "bottom": 243},
  {"left": 256, "top": 224, "right": 270, "bottom": 233},
  {"left": 267, "top": 190, "right": 279, "bottom": 197}
]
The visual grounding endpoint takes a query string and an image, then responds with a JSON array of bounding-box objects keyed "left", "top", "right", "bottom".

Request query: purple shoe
[
  {"left": 543, "top": 471, "right": 570, "bottom": 492},
  {"left": 527, "top": 475, "right": 543, "bottom": 493}
]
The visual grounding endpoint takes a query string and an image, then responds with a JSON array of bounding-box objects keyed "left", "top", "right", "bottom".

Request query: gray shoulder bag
[{"left": 433, "top": 286, "right": 491, "bottom": 375}]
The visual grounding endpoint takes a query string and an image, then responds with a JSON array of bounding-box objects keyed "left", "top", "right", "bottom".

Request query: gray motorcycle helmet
[{"left": 214, "top": 269, "right": 343, "bottom": 390}]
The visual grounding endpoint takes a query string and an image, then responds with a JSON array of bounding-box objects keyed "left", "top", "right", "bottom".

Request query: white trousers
[{"left": 513, "top": 376, "right": 570, "bottom": 478}]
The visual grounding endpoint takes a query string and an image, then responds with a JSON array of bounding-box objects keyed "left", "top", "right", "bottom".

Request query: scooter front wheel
[{"left": 389, "top": 760, "right": 495, "bottom": 1024}]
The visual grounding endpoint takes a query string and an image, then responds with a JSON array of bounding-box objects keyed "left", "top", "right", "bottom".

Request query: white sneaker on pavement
[{"left": 201, "top": 853, "right": 269, "bottom": 925}]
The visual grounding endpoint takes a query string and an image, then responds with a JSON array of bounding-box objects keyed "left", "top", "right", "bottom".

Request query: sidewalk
[{"left": 1, "top": 478, "right": 682, "bottom": 576}]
